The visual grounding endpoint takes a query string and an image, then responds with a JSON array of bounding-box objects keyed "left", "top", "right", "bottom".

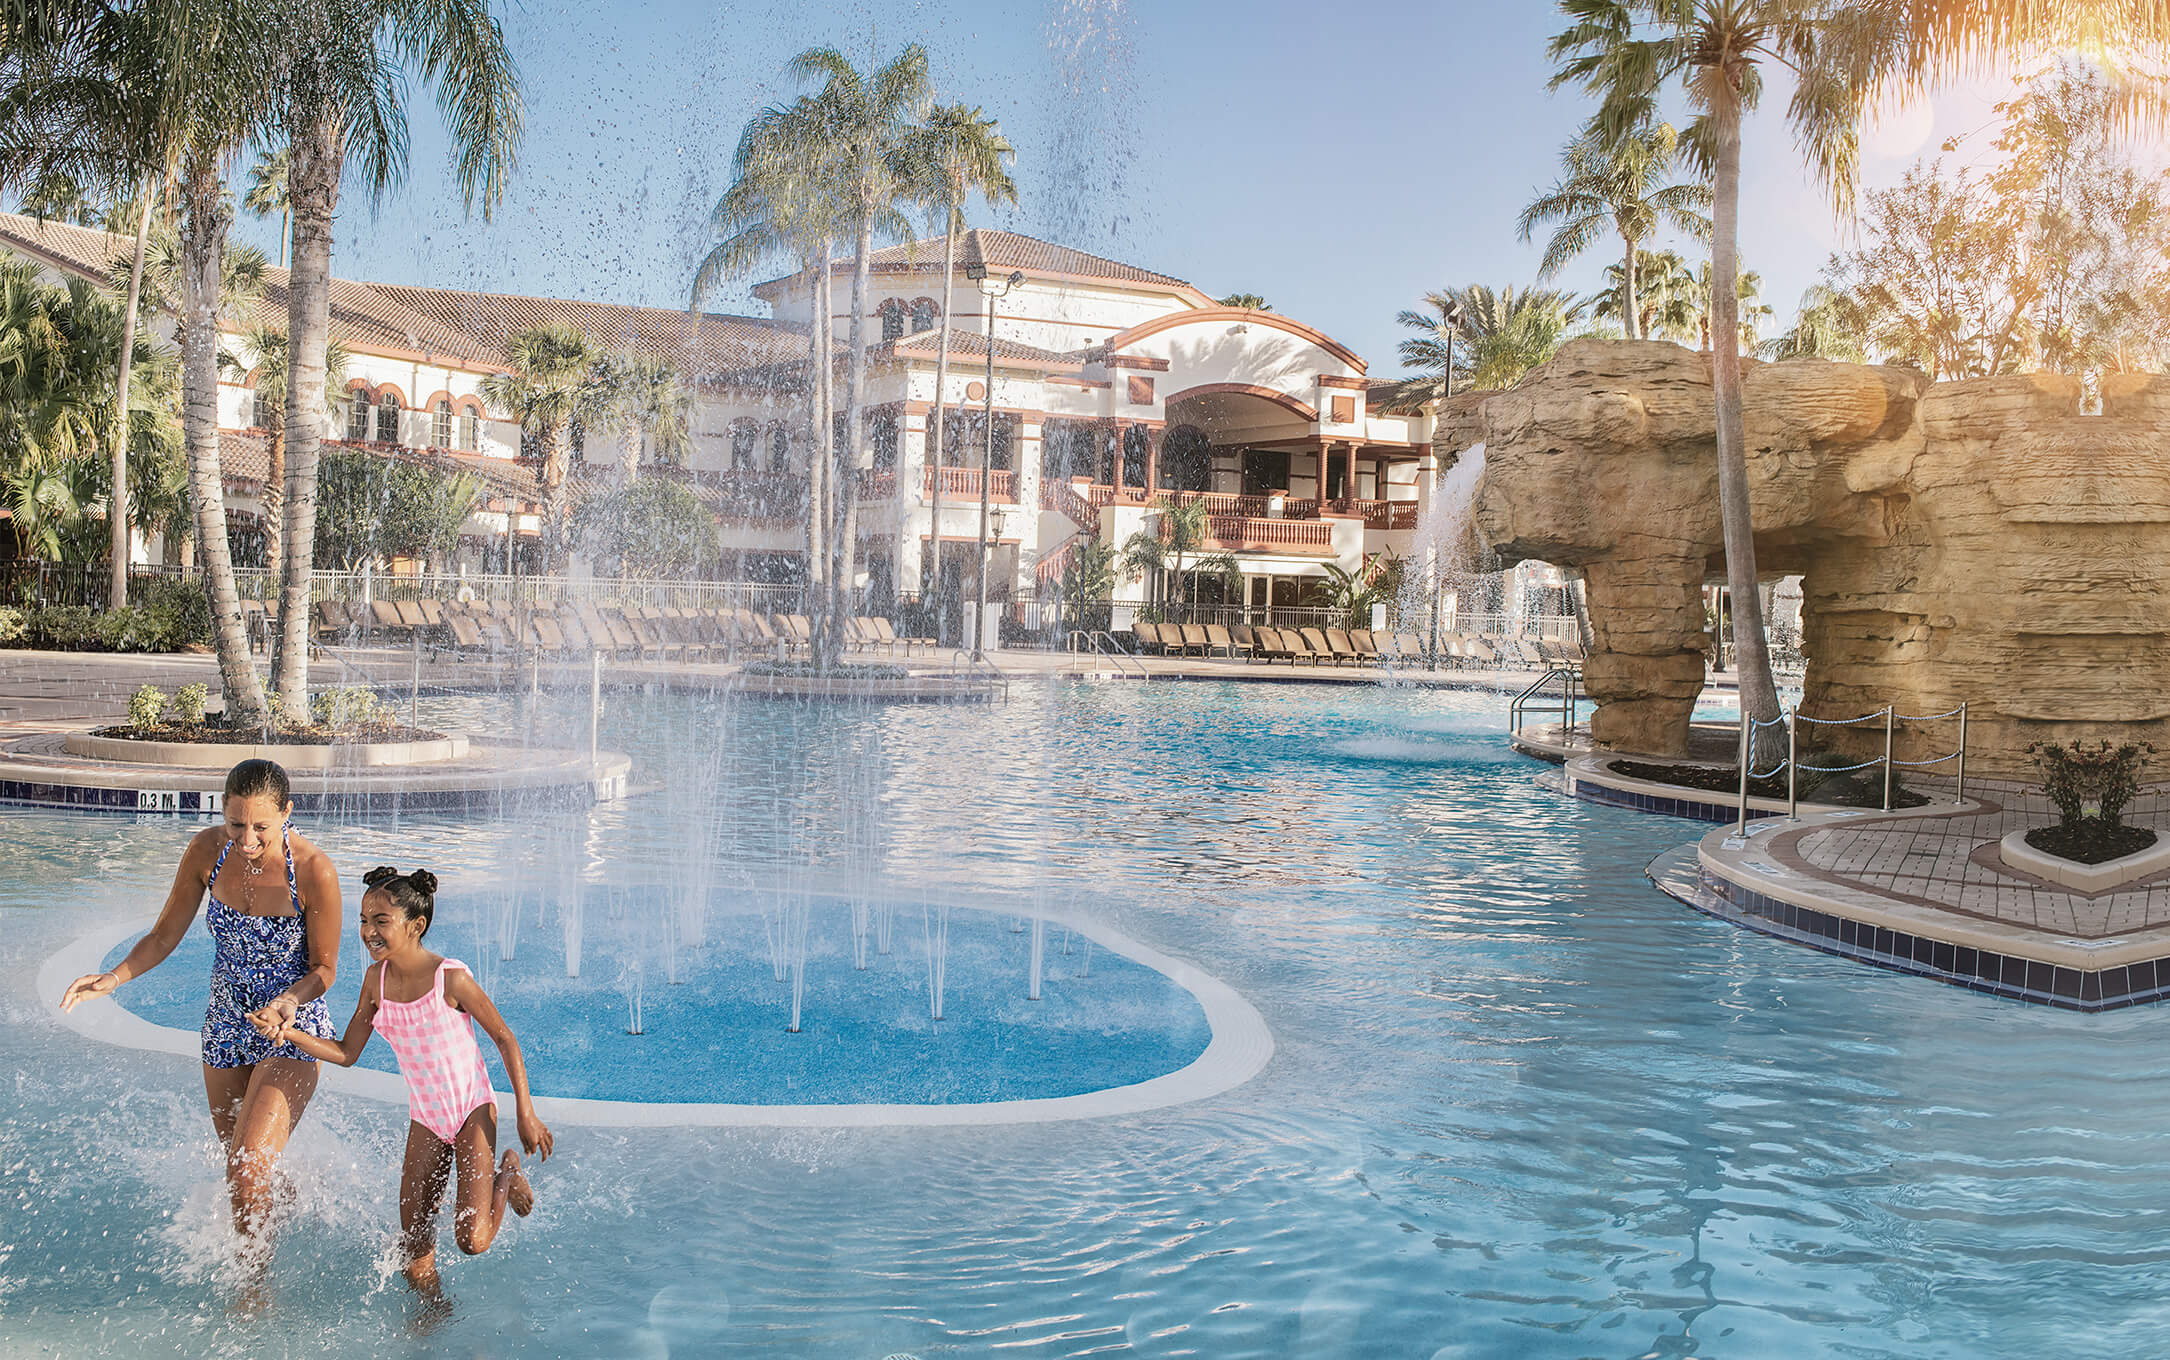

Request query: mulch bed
[
  {"left": 93, "top": 723, "right": 448, "bottom": 746},
  {"left": 2023, "top": 822, "right": 2159, "bottom": 866},
  {"left": 1608, "top": 759, "right": 1932, "bottom": 810}
]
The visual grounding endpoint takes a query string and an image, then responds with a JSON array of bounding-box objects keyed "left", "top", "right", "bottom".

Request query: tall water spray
[{"left": 1396, "top": 443, "right": 1489, "bottom": 648}]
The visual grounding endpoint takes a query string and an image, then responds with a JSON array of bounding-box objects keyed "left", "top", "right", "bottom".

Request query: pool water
[{"left": 3, "top": 679, "right": 2167, "bottom": 1358}]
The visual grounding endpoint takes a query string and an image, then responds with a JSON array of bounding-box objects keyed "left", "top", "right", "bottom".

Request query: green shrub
[
  {"left": 0, "top": 606, "right": 22, "bottom": 645},
  {"left": 2030, "top": 739, "right": 2155, "bottom": 829},
  {"left": 313, "top": 687, "right": 386, "bottom": 731},
  {"left": 27, "top": 605, "right": 96, "bottom": 648},
  {"left": 94, "top": 605, "right": 156, "bottom": 651},
  {"left": 129, "top": 576, "right": 212, "bottom": 649},
  {"left": 127, "top": 684, "right": 165, "bottom": 732},
  {"left": 172, "top": 682, "right": 209, "bottom": 726}
]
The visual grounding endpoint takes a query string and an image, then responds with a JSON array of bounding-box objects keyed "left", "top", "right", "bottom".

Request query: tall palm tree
[
  {"left": 478, "top": 322, "right": 592, "bottom": 566},
  {"left": 1436, "top": 283, "right": 1590, "bottom": 390},
  {"left": 1679, "top": 260, "right": 1769, "bottom": 351},
  {"left": 779, "top": 44, "right": 930, "bottom": 665},
  {"left": 1594, "top": 246, "right": 1699, "bottom": 341},
  {"left": 241, "top": 145, "right": 289, "bottom": 266},
  {"left": 218, "top": 324, "right": 347, "bottom": 575},
  {"left": 585, "top": 351, "right": 692, "bottom": 483},
  {"left": 270, "top": 0, "right": 523, "bottom": 706},
  {"left": 693, "top": 95, "right": 850, "bottom": 617},
  {"left": 907, "top": 102, "right": 1014, "bottom": 610},
  {"left": 1395, "top": 291, "right": 1466, "bottom": 399},
  {"left": 1517, "top": 121, "right": 1710, "bottom": 339}
]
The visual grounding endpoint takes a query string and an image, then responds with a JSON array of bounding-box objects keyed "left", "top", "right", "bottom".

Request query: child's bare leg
[
  {"left": 450, "top": 1105, "right": 524, "bottom": 1256},
  {"left": 398, "top": 1122, "right": 454, "bottom": 1291}
]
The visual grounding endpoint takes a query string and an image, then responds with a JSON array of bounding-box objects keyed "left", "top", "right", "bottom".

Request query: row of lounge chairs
[
  {"left": 280, "top": 596, "right": 934, "bottom": 662},
  {"left": 1130, "top": 622, "right": 1582, "bottom": 669}
]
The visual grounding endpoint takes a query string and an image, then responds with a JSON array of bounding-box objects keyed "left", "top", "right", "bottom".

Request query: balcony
[
  {"left": 925, "top": 466, "right": 1017, "bottom": 503},
  {"left": 1287, "top": 498, "right": 1420, "bottom": 530},
  {"left": 1173, "top": 514, "right": 1336, "bottom": 556}
]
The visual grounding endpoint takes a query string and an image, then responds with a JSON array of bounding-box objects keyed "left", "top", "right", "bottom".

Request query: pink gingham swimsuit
[{"left": 373, "top": 958, "right": 496, "bottom": 1143}]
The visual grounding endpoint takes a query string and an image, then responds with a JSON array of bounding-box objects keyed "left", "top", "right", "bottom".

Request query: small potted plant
[{"left": 2025, "top": 739, "right": 2158, "bottom": 864}]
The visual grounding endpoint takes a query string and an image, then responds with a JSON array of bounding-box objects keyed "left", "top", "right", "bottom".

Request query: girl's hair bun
[
  {"left": 406, "top": 869, "right": 439, "bottom": 896},
  {"left": 363, "top": 865, "right": 401, "bottom": 888}
]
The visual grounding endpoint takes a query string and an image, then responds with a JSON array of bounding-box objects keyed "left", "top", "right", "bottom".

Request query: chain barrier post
[
  {"left": 1736, "top": 717, "right": 1751, "bottom": 834},
  {"left": 1882, "top": 704, "right": 1895, "bottom": 810},
  {"left": 1787, "top": 711, "right": 1799, "bottom": 820},
  {"left": 1955, "top": 701, "right": 1969, "bottom": 805}
]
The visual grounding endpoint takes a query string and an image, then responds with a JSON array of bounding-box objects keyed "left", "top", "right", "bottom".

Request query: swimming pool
[{"left": 3, "top": 678, "right": 2166, "bottom": 1357}]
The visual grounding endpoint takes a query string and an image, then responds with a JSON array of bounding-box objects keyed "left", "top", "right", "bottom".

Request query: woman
[{"left": 60, "top": 758, "right": 340, "bottom": 1266}]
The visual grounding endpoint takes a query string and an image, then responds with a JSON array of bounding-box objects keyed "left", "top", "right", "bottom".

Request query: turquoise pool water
[{"left": 3, "top": 678, "right": 2167, "bottom": 1357}]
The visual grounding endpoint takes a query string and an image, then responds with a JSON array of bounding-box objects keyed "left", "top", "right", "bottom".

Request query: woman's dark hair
[
  {"left": 362, "top": 866, "right": 439, "bottom": 938},
  {"left": 224, "top": 758, "right": 292, "bottom": 806}
]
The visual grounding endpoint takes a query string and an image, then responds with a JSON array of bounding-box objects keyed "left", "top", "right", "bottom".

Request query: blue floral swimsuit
[{"left": 200, "top": 830, "right": 335, "bottom": 1069}]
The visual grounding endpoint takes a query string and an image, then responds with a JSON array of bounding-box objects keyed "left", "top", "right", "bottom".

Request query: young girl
[{"left": 256, "top": 866, "right": 552, "bottom": 1295}]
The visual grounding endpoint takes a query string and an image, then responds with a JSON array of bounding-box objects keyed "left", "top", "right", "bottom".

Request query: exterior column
[
  {"left": 1317, "top": 440, "right": 1333, "bottom": 506},
  {"left": 1111, "top": 420, "right": 1127, "bottom": 495},
  {"left": 1145, "top": 426, "right": 1161, "bottom": 494},
  {"left": 1345, "top": 442, "right": 1360, "bottom": 508}
]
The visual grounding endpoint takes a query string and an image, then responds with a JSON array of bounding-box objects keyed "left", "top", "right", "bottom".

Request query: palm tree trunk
[
  {"left": 806, "top": 249, "right": 830, "bottom": 604},
  {"left": 1709, "top": 95, "right": 1782, "bottom": 736},
  {"left": 178, "top": 157, "right": 266, "bottom": 724},
  {"left": 263, "top": 423, "right": 284, "bottom": 576},
  {"left": 542, "top": 424, "right": 569, "bottom": 564},
  {"left": 925, "top": 211, "right": 959, "bottom": 604},
  {"left": 828, "top": 211, "right": 873, "bottom": 670},
  {"left": 109, "top": 187, "right": 156, "bottom": 610},
  {"left": 273, "top": 107, "right": 342, "bottom": 708},
  {"left": 1621, "top": 235, "right": 1640, "bottom": 341}
]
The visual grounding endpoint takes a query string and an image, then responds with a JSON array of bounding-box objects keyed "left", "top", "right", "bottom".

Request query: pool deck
[{"left": 1523, "top": 724, "right": 2170, "bottom": 1009}]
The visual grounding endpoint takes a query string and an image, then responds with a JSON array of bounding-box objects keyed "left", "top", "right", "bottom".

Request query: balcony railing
[
  {"left": 1286, "top": 498, "right": 1418, "bottom": 529},
  {"left": 1043, "top": 480, "right": 1098, "bottom": 528},
  {"left": 859, "top": 468, "right": 896, "bottom": 500},
  {"left": 925, "top": 466, "right": 1016, "bottom": 502},
  {"left": 1173, "top": 515, "right": 1335, "bottom": 554}
]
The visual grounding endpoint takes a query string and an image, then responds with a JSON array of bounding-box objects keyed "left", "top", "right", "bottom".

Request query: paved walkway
[{"left": 1782, "top": 786, "right": 2170, "bottom": 939}]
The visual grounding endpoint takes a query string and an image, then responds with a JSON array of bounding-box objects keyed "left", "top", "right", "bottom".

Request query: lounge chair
[
  {"left": 1131, "top": 622, "right": 1165, "bottom": 655},
  {"left": 1204, "top": 623, "right": 1239, "bottom": 659},
  {"left": 870, "top": 615, "right": 930, "bottom": 655},
  {"left": 415, "top": 598, "right": 447, "bottom": 628},
  {"left": 1179, "top": 623, "right": 1211, "bottom": 656},
  {"left": 1323, "top": 628, "right": 1362, "bottom": 665},
  {"left": 1231, "top": 624, "right": 1263, "bottom": 660},
  {"left": 1298, "top": 627, "right": 1340, "bottom": 665},
  {"left": 442, "top": 611, "right": 505, "bottom": 660},
  {"left": 1349, "top": 629, "right": 1382, "bottom": 663}
]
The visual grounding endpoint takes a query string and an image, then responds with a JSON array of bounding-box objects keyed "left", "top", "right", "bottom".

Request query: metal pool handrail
[
  {"left": 1067, "top": 630, "right": 1147, "bottom": 680},
  {"left": 1509, "top": 666, "right": 1583, "bottom": 740},
  {"left": 1735, "top": 701, "right": 1970, "bottom": 829}
]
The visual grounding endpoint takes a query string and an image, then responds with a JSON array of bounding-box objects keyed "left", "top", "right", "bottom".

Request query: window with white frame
[
  {"left": 375, "top": 393, "right": 400, "bottom": 444},
  {"left": 458, "top": 409, "right": 479, "bottom": 451},
  {"left": 730, "top": 421, "right": 757, "bottom": 471},
  {"left": 345, "top": 394, "right": 370, "bottom": 442},
  {"left": 431, "top": 400, "right": 453, "bottom": 447}
]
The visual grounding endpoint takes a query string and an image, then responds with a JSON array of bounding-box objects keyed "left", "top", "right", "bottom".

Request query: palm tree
[
  {"left": 1217, "top": 292, "right": 1271, "bottom": 311},
  {"left": 1594, "top": 247, "right": 1699, "bottom": 341},
  {"left": 693, "top": 95, "right": 850, "bottom": 623},
  {"left": 270, "top": 0, "right": 523, "bottom": 706},
  {"left": 779, "top": 44, "right": 931, "bottom": 665},
  {"left": 218, "top": 325, "right": 347, "bottom": 575},
  {"left": 241, "top": 146, "right": 289, "bottom": 266},
  {"left": 478, "top": 323, "right": 592, "bottom": 566},
  {"left": 1395, "top": 291, "right": 1466, "bottom": 399},
  {"left": 1517, "top": 121, "right": 1710, "bottom": 339},
  {"left": 1762, "top": 283, "right": 1868, "bottom": 362},
  {"left": 1118, "top": 494, "right": 1227, "bottom": 621},
  {"left": 1679, "top": 261, "right": 1769, "bottom": 351},
  {"left": 907, "top": 101, "right": 1015, "bottom": 616},
  {"left": 594, "top": 353, "right": 691, "bottom": 482}
]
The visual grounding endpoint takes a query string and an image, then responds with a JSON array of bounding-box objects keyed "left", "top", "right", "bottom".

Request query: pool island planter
[
  {"left": 1998, "top": 828, "right": 2170, "bottom": 894},
  {"left": 63, "top": 731, "right": 468, "bottom": 769},
  {"left": 0, "top": 731, "right": 630, "bottom": 813}
]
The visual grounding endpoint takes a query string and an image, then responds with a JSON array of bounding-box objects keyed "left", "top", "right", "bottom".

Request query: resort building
[{"left": 0, "top": 212, "right": 1446, "bottom": 632}]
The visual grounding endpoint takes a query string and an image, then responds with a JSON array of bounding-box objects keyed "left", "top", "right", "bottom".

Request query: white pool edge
[{"left": 39, "top": 906, "right": 1274, "bottom": 1128}]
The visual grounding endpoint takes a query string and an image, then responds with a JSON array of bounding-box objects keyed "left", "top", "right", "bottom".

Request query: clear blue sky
[{"left": 239, "top": 0, "right": 1999, "bottom": 373}]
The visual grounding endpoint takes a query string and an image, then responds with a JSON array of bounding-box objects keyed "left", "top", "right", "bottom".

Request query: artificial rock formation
[{"left": 1468, "top": 339, "right": 2170, "bottom": 776}]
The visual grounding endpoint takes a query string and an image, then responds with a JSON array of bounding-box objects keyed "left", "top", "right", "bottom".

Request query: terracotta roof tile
[
  {"left": 758, "top": 228, "right": 1195, "bottom": 294},
  {"left": 887, "top": 326, "right": 1077, "bottom": 366}
]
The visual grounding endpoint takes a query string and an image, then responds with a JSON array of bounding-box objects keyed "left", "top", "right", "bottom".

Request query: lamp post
[
  {"left": 1426, "top": 299, "right": 1466, "bottom": 671},
  {"left": 966, "top": 263, "right": 1023, "bottom": 659}
]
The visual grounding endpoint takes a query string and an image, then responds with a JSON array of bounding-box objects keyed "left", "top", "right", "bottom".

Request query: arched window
[
  {"left": 1161, "top": 424, "right": 1211, "bottom": 492},
  {"left": 730, "top": 420, "right": 758, "bottom": 471},
  {"left": 375, "top": 392, "right": 400, "bottom": 444},
  {"left": 458, "top": 409, "right": 479, "bottom": 451},
  {"left": 909, "top": 298, "right": 938, "bottom": 333},
  {"left": 768, "top": 423, "right": 789, "bottom": 472},
  {"left": 345, "top": 393, "right": 370, "bottom": 442},
  {"left": 431, "top": 400, "right": 453, "bottom": 447},
  {"left": 878, "top": 299, "right": 905, "bottom": 342}
]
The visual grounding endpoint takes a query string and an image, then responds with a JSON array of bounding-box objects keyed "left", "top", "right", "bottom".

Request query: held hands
[
  {"left": 245, "top": 994, "right": 298, "bottom": 1041},
  {"left": 516, "top": 1106, "right": 554, "bottom": 1161},
  {"left": 59, "top": 971, "right": 119, "bottom": 1013}
]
